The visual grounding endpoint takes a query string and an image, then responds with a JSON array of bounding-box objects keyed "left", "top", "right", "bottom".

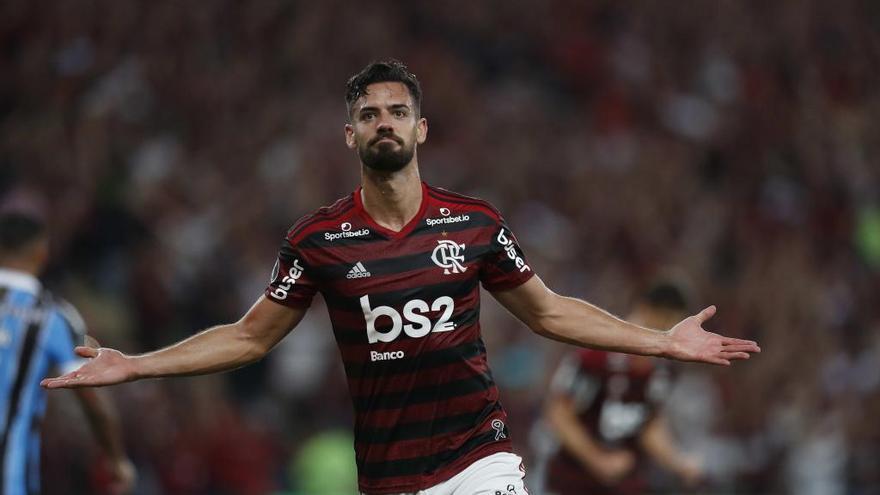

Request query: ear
[
  {"left": 416, "top": 117, "right": 428, "bottom": 145},
  {"left": 344, "top": 123, "right": 356, "bottom": 149}
]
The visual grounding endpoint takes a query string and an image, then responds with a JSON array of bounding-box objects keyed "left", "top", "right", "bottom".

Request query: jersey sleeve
[
  {"left": 264, "top": 234, "right": 318, "bottom": 308},
  {"left": 479, "top": 216, "right": 535, "bottom": 292},
  {"left": 45, "top": 300, "right": 87, "bottom": 374}
]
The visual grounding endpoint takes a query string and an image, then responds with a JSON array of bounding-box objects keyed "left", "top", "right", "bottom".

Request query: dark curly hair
[{"left": 345, "top": 59, "right": 422, "bottom": 118}]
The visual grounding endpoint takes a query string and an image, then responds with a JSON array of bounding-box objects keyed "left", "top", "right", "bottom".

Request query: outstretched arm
[
  {"left": 42, "top": 296, "right": 306, "bottom": 388},
  {"left": 491, "top": 276, "right": 759, "bottom": 365}
]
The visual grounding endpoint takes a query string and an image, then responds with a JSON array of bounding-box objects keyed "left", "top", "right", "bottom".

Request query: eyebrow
[{"left": 358, "top": 103, "right": 411, "bottom": 115}]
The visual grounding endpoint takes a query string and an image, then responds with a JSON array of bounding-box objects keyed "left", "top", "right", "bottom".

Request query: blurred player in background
[
  {"left": 542, "top": 281, "right": 702, "bottom": 495},
  {"left": 0, "top": 212, "right": 135, "bottom": 495},
  {"left": 42, "top": 60, "right": 758, "bottom": 495}
]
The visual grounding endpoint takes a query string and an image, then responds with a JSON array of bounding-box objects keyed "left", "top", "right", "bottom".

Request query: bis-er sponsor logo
[
  {"left": 270, "top": 259, "right": 305, "bottom": 300},
  {"left": 426, "top": 207, "right": 470, "bottom": 227},
  {"left": 325, "top": 222, "right": 370, "bottom": 242},
  {"left": 360, "top": 294, "right": 456, "bottom": 344},
  {"left": 496, "top": 229, "right": 530, "bottom": 273}
]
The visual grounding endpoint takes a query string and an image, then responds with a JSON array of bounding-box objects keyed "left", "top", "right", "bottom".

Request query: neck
[{"left": 360, "top": 160, "right": 423, "bottom": 232}]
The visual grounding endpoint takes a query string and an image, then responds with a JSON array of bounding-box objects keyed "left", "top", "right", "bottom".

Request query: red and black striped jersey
[
  {"left": 265, "top": 182, "right": 535, "bottom": 494},
  {"left": 544, "top": 350, "right": 672, "bottom": 495}
]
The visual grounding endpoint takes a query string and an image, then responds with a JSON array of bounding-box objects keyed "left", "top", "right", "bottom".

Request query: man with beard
[{"left": 42, "top": 60, "right": 760, "bottom": 495}]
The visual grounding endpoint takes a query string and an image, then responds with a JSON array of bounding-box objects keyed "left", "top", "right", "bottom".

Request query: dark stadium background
[{"left": 2, "top": 1, "right": 879, "bottom": 493}]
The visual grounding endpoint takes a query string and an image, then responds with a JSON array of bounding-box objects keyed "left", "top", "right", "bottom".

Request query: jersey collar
[
  {"left": 0, "top": 268, "right": 41, "bottom": 294},
  {"left": 353, "top": 181, "right": 430, "bottom": 239}
]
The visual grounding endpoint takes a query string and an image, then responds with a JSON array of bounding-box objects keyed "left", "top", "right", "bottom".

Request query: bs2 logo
[
  {"left": 360, "top": 295, "right": 456, "bottom": 344},
  {"left": 270, "top": 259, "right": 305, "bottom": 300}
]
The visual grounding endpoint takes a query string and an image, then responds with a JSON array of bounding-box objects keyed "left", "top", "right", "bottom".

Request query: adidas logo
[{"left": 346, "top": 262, "right": 372, "bottom": 279}]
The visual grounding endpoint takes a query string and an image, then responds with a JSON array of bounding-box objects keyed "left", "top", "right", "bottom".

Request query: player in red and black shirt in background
[
  {"left": 41, "top": 60, "right": 759, "bottom": 495},
  {"left": 543, "top": 282, "right": 703, "bottom": 495}
]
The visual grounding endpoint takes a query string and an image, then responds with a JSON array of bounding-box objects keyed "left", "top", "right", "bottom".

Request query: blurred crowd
[{"left": 2, "top": 0, "right": 879, "bottom": 493}]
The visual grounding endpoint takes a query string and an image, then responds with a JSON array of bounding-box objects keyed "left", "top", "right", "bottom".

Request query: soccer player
[
  {"left": 41, "top": 60, "right": 759, "bottom": 495},
  {"left": 0, "top": 212, "right": 135, "bottom": 495},
  {"left": 541, "top": 281, "right": 702, "bottom": 495}
]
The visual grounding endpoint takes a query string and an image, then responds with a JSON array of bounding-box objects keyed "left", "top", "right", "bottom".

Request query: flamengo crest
[{"left": 431, "top": 240, "right": 467, "bottom": 275}]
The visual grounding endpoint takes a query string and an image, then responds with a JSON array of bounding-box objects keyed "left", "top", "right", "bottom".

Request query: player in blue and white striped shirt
[{"left": 0, "top": 212, "right": 135, "bottom": 495}]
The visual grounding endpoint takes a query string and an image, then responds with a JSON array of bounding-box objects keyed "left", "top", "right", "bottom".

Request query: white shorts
[{"left": 362, "top": 452, "right": 530, "bottom": 495}]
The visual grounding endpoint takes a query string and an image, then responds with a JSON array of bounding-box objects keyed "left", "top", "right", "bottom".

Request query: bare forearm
[
  {"left": 42, "top": 297, "right": 305, "bottom": 391},
  {"left": 534, "top": 294, "right": 669, "bottom": 357},
  {"left": 132, "top": 298, "right": 303, "bottom": 380},
  {"left": 494, "top": 276, "right": 758, "bottom": 368},
  {"left": 132, "top": 322, "right": 266, "bottom": 379}
]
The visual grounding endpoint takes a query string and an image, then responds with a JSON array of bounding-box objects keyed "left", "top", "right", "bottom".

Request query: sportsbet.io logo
[
  {"left": 324, "top": 222, "right": 370, "bottom": 242},
  {"left": 431, "top": 240, "right": 467, "bottom": 275},
  {"left": 426, "top": 206, "right": 470, "bottom": 227}
]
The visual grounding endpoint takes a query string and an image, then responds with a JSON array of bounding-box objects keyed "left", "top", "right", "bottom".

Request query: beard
[{"left": 358, "top": 133, "right": 415, "bottom": 173}]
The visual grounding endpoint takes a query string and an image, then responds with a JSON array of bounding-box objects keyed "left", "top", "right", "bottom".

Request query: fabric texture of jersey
[
  {"left": 0, "top": 269, "right": 85, "bottom": 495},
  {"left": 265, "top": 183, "right": 535, "bottom": 494},
  {"left": 544, "top": 350, "right": 671, "bottom": 495}
]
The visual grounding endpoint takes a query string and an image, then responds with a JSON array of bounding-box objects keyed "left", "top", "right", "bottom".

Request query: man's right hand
[
  {"left": 41, "top": 347, "right": 137, "bottom": 389},
  {"left": 665, "top": 306, "right": 760, "bottom": 365},
  {"left": 587, "top": 449, "right": 636, "bottom": 486}
]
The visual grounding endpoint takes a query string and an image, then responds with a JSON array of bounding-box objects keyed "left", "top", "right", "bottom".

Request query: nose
[{"left": 376, "top": 118, "right": 393, "bottom": 133}]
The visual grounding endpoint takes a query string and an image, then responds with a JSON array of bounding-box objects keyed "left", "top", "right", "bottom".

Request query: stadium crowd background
[{"left": 2, "top": 1, "right": 879, "bottom": 493}]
